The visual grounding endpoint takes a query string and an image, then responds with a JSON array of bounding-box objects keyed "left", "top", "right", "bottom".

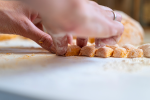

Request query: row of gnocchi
[{"left": 65, "top": 44, "right": 150, "bottom": 58}]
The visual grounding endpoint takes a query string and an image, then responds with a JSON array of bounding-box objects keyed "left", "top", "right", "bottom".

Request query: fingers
[
  {"left": 95, "top": 18, "right": 123, "bottom": 48},
  {"left": 33, "top": 23, "right": 56, "bottom": 53},
  {"left": 89, "top": 1, "right": 122, "bottom": 22},
  {"left": 76, "top": 37, "right": 88, "bottom": 48},
  {"left": 95, "top": 37, "right": 119, "bottom": 48},
  {"left": 95, "top": 24, "right": 123, "bottom": 48},
  {"left": 106, "top": 11, "right": 122, "bottom": 22},
  {"left": 111, "top": 21, "right": 124, "bottom": 37},
  {"left": 67, "top": 34, "right": 73, "bottom": 44},
  {"left": 16, "top": 18, "right": 55, "bottom": 53},
  {"left": 51, "top": 34, "right": 68, "bottom": 56},
  {"left": 100, "top": 6, "right": 122, "bottom": 22},
  {"left": 114, "top": 12, "right": 122, "bottom": 22},
  {"left": 100, "top": 6, "right": 113, "bottom": 11},
  {"left": 101, "top": 6, "right": 122, "bottom": 22}
]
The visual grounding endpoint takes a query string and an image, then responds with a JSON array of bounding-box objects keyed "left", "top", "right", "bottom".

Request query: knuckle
[
  {"left": 77, "top": 37, "right": 88, "bottom": 48},
  {"left": 13, "top": 17, "right": 31, "bottom": 36},
  {"left": 38, "top": 35, "right": 53, "bottom": 50}
]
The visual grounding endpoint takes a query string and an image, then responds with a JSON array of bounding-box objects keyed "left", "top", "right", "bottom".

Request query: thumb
[
  {"left": 18, "top": 18, "right": 55, "bottom": 53},
  {"left": 50, "top": 34, "right": 68, "bottom": 56}
]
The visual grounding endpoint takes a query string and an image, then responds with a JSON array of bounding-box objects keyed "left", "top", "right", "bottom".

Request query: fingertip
[
  {"left": 52, "top": 35, "right": 68, "bottom": 56},
  {"left": 76, "top": 37, "right": 88, "bottom": 48},
  {"left": 67, "top": 34, "right": 73, "bottom": 44},
  {"left": 37, "top": 34, "right": 55, "bottom": 52}
]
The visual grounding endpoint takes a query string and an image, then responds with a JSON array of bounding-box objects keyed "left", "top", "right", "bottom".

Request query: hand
[
  {"left": 77, "top": 2, "right": 124, "bottom": 48},
  {"left": 0, "top": 1, "right": 56, "bottom": 53},
  {"left": 25, "top": 0, "right": 124, "bottom": 52}
]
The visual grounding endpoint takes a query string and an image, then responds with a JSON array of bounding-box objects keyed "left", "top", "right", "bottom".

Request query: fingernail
[{"left": 77, "top": 38, "right": 88, "bottom": 48}]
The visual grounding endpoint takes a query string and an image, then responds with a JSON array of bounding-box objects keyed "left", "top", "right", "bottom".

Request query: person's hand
[
  {"left": 0, "top": 1, "right": 56, "bottom": 54},
  {"left": 76, "top": 1, "right": 124, "bottom": 48},
  {"left": 25, "top": 0, "right": 124, "bottom": 53},
  {"left": 0, "top": 0, "right": 124, "bottom": 56}
]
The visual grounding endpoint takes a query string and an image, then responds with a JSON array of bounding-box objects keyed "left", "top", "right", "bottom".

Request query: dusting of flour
[{"left": 103, "top": 58, "right": 150, "bottom": 72}]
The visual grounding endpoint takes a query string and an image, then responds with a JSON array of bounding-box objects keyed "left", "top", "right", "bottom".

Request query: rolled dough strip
[
  {"left": 96, "top": 47, "right": 113, "bottom": 58},
  {"left": 127, "top": 49, "right": 143, "bottom": 58},
  {"left": 113, "top": 47, "right": 127, "bottom": 58},
  {"left": 79, "top": 46, "right": 96, "bottom": 57},
  {"left": 65, "top": 45, "right": 81, "bottom": 56}
]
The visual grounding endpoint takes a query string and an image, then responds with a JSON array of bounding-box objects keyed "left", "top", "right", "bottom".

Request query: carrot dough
[
  {"left": 122, "top": 44, "right": 136, "bottom": 52},
  {"left": 127, "top": 49, "right": 143, "bottom": 58},
  {"left": 117, "top": 11, "right": 144, "bottom": 46},
  {"left": 79, "top": 46, "right": 96, "bottom": 57},
  {"left": 96, "top": 47, "right": 114, "bottom": 58},
  {"left": 106, "top": 44, "right": 119, "bottom": 50},
  {"left": 113, "top": 47, "right": 127, "bottom": 58},
  {"left": 65, "top": 45, "right": 81, "bottom": 56},
  {"left": 138, "top": 44, "right": 150, "bottom": 58}
]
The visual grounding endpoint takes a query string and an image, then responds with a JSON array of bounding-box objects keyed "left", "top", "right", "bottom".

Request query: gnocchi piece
[
  {"left": 106, "top": 44, "right": 119, "bottom": 50},
  {"left": 79, "top": 46, "right": 96, "bottom": 57},
  {"left": 138, "top": 44, "right": 150, "bottom": 57},
  {"left": 113, "top": 47, "right": 127, "bottom": 58},
  {"left": 127, "top": 49, "right": 143, "bottom": 58},
  {"left": 122, "top": 44, "right": 136, "bottom": 52},
  {"left": 95, "top": 47, "right": 114, "bottom": 58},
  {"left": 65, "top": 45, "right": 81, "bottom": 56}
]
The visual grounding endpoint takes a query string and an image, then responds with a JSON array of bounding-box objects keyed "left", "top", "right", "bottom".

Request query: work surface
[{"left": 0, "top": 38, "right": 150, "bottom": 100}]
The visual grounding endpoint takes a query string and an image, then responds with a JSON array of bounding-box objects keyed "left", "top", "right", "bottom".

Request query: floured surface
[
  {"left": 0, "top": 38, "right": 40, "bottom": 48},
  {"left": 0, "top": 40, "right": 150, "bottom": 100}
]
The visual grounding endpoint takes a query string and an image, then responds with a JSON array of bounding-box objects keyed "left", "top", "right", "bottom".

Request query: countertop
[{"left": 0, "top": 33, "right": 150, "bottom": 100}]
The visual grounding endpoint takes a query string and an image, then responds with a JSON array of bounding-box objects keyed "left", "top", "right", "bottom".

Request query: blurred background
[{"left": 93, "top": 0, "right": 150, "bottom": 28}]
